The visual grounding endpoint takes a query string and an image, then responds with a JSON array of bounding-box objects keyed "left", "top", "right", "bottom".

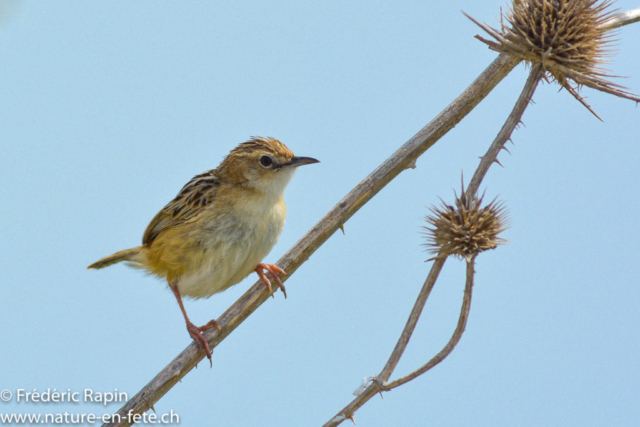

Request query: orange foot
[
  {"left": 186, "top": 319, "right": 221, "bottom": 366},
  {"left": 255, "top": 263, "right": 287, "bottom": 298}
]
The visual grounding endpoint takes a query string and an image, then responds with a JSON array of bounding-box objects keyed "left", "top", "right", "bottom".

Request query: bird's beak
[{"left": 282, "top": 156, "right": 320, "bottom": 168}]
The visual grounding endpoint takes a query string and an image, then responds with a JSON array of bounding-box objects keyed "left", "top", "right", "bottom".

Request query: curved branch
[
  {"left": 323, "top": 256, "right": 476, "bottom": 427},
  {"left": 386, "top": 256, "right": 475, "bottom": 389}
]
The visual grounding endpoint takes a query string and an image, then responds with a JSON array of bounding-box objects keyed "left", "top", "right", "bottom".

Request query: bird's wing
[{"left": 142, "top": 170, "right": 220, "bottom": 245}]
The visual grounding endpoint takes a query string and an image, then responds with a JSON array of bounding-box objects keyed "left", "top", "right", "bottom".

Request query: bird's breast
[{"left": 177, "top": 194, "right": 287, "bottom": 299}]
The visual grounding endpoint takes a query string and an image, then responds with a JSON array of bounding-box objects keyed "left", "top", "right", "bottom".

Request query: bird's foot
[
  {"left": 186, "top": 319, "right": 221, "bottom": 366},
  {"left": 255, "top": 263, "right": 287, "bottom": 298}
]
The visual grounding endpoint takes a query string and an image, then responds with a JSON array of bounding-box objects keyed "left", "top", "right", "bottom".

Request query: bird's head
[{"left": 218, "top": 136, "right": 319, "bottom": 196}]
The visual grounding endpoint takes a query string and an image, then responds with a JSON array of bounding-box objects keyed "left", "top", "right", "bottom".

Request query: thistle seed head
[
  {"left": 424, "top": 188, "right": 508, "bottom": 260},
  {"left": 466, "top": 0, "right": 640, "bottom": 118}
]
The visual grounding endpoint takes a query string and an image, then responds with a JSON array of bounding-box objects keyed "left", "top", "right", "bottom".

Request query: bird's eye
[{"left": 259, "top": 156, "right": 273, "bottom": 168}]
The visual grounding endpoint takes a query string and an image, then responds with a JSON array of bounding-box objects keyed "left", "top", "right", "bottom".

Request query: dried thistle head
[
  {"left": 424, "top": 188, "right": 508, "bottom": 260},
  {"left": 465, "top": 0, "right": 640, "bottom": 118}
]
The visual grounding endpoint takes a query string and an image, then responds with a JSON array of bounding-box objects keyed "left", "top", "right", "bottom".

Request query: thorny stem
[
  {"left": 103, "top": 9, "right": 640, "bottom": 427},
  {"left": 467, "top": 64, "right": 543, "bottom": 196},
  {"left": 324, "top": 47, "right": 558, "bottom": 427},
  {"left": 324, "top": 63, "right": 544, "bottom": 427},
  {"left": 319, "top": 9, "right": 640, "bottom": 426},
  {"left": 372, "top": 64, "right": 545, "bottom": 398}
]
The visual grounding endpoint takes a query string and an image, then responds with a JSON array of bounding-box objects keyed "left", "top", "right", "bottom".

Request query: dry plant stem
[
  {"left": 378, "top": 257, "right": 447, "bottom": 382},
  {"left": 603, "top": 7, "right": 640, "bottom": 29},
  {"left": 323, "top": 256, "right": 476, "bottom": 427},
  {"left": 387, "top": 256, "right": 475, "bottom": 389},
  {"left": 103, "top": 10, "right": 640, "bottom": 427},
  {"left": 102, "top": 53, "right": 519, "bottom": 427},
  {"left": 467, "top": 64, "right": 544, "bottom": 197},
  {"left": 323, "top": 256, "right": 446, "bottom": 427}
]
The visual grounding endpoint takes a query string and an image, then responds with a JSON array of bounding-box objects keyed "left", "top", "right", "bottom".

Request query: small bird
[{"left": 88, "top": 137, "right": 318, "bottom": 362}]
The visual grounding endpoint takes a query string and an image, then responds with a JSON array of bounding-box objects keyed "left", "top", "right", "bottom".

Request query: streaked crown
[{"left": 229, "top": 137, "right": 294, "bottom": 161}]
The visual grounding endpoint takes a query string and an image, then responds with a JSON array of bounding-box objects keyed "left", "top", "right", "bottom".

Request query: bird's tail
[{"left": 87, "top": 246, "right": 143, "bottom": 270}]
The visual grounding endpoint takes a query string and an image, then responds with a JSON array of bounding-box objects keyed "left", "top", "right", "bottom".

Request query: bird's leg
[
  {"left": 169, "top": 281, "right": 221, "bottom": 366},
  {"left": 255, "top": 264, "right": 287, "bottom": 299}
]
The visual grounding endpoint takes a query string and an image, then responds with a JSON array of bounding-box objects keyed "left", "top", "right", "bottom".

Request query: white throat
[{"left": 250, "top": 168, "right": 296, "bottom": 198}]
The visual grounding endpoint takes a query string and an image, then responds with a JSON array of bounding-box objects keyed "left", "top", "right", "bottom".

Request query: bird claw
[
  {"left": 186, "top": 320, "right": 221, "bottom": 367},
  {"left": 255, "top": 263, "right": 287, "bottom": 298}
]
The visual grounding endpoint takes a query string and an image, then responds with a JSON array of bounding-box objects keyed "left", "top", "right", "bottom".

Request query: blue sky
[{"left": 1, "top": 1, "right": 639, "bottom": 426}]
